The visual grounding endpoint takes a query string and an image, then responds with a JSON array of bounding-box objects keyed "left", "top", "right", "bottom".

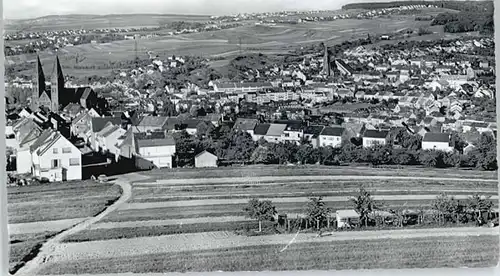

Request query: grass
[
  {"left": 9, "top": 231, "right": 59, "bottom": 274},
  {"left": 61, "top": 221, "right": 274, "bottom": 242},
  {"left": 8, "top": 182, "right": 122, "bottom": 223},
  {"left": 137, "top": 165, "right": 497, "bottom": 182},
  {"left": 7, "top": 181, "right": 123, "bottom": 273},
  {"left": 130, "top": 189, "right": 497, "bottom": 203},
  {"left": 39, "top": 235, "right": 499, "bottom": 274},
  {"left": 102, "top": 198, "right": 494, "bottom": 223}
]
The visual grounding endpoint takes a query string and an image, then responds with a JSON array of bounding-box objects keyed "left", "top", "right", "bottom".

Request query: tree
[
  {"left": 467, "top": 194, "right": 493, "bottom": 224},
  {"left": 304, "top": 197, "right": 332, "bottom": 230},
  {"left": 350, "top": 188, "right": 380, "bottom": 227},
  {"left": 243, "top": 198, "right": 277, "bottom": 232},
  {"left": 432, "top": 193, "right": 461, "bottom": 224}
]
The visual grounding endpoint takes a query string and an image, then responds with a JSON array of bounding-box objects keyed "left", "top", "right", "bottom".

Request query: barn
[{"left": 195, "top": 150, "right": 218, "bottom": 168}]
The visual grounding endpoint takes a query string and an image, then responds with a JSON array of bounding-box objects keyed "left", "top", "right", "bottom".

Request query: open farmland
[
  {"left": 7, "top": 181, "right": 122, "bottom": 274},
  {"left": 17, "top": 166, "right": 494, "bottom": 274},
  {"left": 8, "top": 15, "right": 451, "bottom": 77},
  {"left": 4, "top": 14, "right": 211, "bottom": 33}
]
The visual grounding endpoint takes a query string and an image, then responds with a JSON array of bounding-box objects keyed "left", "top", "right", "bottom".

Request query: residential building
[
  {"left": 118, "top": 130, "right": 176, "bottom": 168},
  {"left": 319, "top": 126, "right": 344, "bottom": 148},
  {"left": 233, "top": 118, "right": 259, "bottom": 136},
  {"left": 421, "top": 132, "right": 454, "bottom": 152},
  {"left": 362, "top": 129, "right": 389, "bottom": 148},
  {"left": 252, "top": 124, "right": 271, "bottom": 141},
  {"left": 30, "top": 129, "right": 82, "bottom": 181}
]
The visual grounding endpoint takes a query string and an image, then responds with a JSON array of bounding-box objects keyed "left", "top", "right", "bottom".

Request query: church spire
[
  {"left": 51, "top": 55, "right": 64, "bottom": 84},
  {"left": 31, "top": 55, "right": 46, "bottom": 111}
]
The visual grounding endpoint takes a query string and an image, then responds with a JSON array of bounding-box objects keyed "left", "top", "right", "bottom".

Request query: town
[
  {"left": 5, "top": 33, "right": 497, "bottom": 183},
  {"left": 4, "top": 0, "right": 498, "bottom": 274}
]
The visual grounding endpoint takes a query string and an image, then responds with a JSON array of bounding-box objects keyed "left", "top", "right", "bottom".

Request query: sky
[{"left": 4, "top": 0, "right": 400, "bottom": 20}]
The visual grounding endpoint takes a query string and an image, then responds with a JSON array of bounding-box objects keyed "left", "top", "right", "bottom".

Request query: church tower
[
  {"left": 323, "top": 43, "right": 331, "bottom": 77},
  {"left": 31, "top": 56, "right": 46, "bottom": 111},
  {"left": 50, "top": 55, "right": 65, "bottom": 112}
]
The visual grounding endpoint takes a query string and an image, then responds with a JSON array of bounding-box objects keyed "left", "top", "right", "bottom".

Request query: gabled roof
[
  {"left": 195, "top": 150, "right": 217, "bottom": 159},
  {"left": 423, "top": 132, "right": 451, "bottom": 143},
  {"left": 138, "top": 116, "right": 169, "bottom": 128},
  {"left": 304, "top": 125, "right": 325, "bottom": 137},
  {"left": 363, "top": 129, "right": 389, "bottom": 139},
  {"left": 320, "top": 126, "right": 345, "bottom": 137},
  {"left": 91, "top": 117, "right": 122, "bottom": 132},
  {"left": 254, "top": 123, "right": 271, "bottom": 135},
  {"left": 184, "top": 119, "right": 203, "bottom": 129},
  {"left": 266, "top": 123, "right": 287, "bottom": 137},
  {"left": 72, "top": 111, "right": 90, "bottom": 125},
  {"left": 233, "top": 118, "right": 259, "bottom": 132}
]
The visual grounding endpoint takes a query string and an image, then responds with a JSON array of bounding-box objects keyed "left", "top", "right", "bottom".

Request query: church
[{"left": 31, "top": 56, "right": 99, "bottom": 113}]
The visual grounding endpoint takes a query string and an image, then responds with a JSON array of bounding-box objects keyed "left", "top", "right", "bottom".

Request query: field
[
  {"left": 7, "top": 181, "right": 122, "bottom": 274},
  {"left": 7, "top": 14, "right": 458, "bottom": 77},
  {"left": 4, "top": 14, "right": 211, "bottom": 32},
  {"left": 9, "top": 166, "right": 496, "bottom": 275}
]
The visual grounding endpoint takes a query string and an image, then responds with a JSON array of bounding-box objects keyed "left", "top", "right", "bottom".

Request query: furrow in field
[
  {"left": 90, "top": 216, "right": 249, "bottom": 230},
  {"left": 119, "top": 195, "right": 499, "bottom": 210},
  {"left": 131, "top": 189, "right": 498, "bottom": 201},
  {"left": 137, "top": 175, "right": 497, "bottom": 186},
  {"left": 8, "top": 218, "right": 89, "bottom": 235},
  {"left": 49, "top": 227, "right": 498, "bottom": 262}
]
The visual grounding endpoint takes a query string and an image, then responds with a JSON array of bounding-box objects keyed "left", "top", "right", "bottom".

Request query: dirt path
[
  {"left": 48, "top": 226, "right": 499, "bottom": 262},
  {"left": 8, "top": 218, "right": 89, "bottom": 235},
  {"left": 139, "top": 175, "right": 497, "bottom": 186},
  {"left": 119, "top": 194, "right": 499, "bottom": 210},
  {"left": 14, "top": 173, "right": 149, "bottom": 276}
]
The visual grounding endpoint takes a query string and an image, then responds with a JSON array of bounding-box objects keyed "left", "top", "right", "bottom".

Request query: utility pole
[
  {"left": 134, "top": 35, "right": 139, "bottom": 67},
  {"left": 238, "top": 37, "right": 242, "bottom": 54}
]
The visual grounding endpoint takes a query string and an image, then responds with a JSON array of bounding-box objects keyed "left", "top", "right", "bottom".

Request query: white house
[
  {"left": 421, "top": 132, "right": 454, "bottom": 152},
  {"left": 362, "top": 129, "right": 389, "bottom": 148},
  {"left": 319, "top": 126, "right": 344, "bottom": 148},
  {"left": 118, "top": 130, "right": 176, "bottom": 169},
  {"left": 30, "top": 130, "right": 82, "bottom": 182},
  {"left": 95, "top": 122, "right": 126, "bottom": 155},
  {"left": 282, "top": 122, "right": 303, "bottom": 145},
  {"left": 195, "top": 150, "right": 218, "bottom": 168},
  {"left": 12, "top": 118, "right": 43, "bottom": 174}
]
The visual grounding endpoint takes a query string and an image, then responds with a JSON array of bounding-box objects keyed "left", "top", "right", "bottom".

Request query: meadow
[
  {"left": 7, "top": 181, "right": 122, "bottom": 274},
  {"left": 38, "top": 235, "right": 499, "bottom": 274},
  {"left": 9, "top": 166, "right": 499, "bottom": 274}
]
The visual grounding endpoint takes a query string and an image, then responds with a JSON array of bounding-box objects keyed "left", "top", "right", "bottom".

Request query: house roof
[
  {"left": 336, "top": 209, "right": 360, "bottom": 218},
  {"left": 195, "top": 150, "right": 217, "bottom": 159},
  {"left": 320, "top": 126, "right": 345, "bottom": 137},
  {"left": 91, "top": 117, "right": 122, "bottom": 132},
  {"left": 254, "top": 124, "right": 271, "bottom": 135},
  {"left": 184, "top": 119, "right": 202, "bottom": 129},
  {"left": 72, "top": 111, "right": 90, "bottom": 125},
  {"left": 63, "top": 103, "right": 83, "bottom": 114},
  {"left": 266, "top": 124, "right": 287, "bottom": 136},
  {"left": 304, "top": 125, "right": 325, "bottom": 137},
  {"left": 363, "top": 129, "right": 389, "bottom": 139},
  {"left": 135, "top": 132, "right": 176, "bottom": 148},
  {"left": 233, "top": 118, "right": 259, "bottom": 132},
  {"left": 423, "top": 132, "right": 451, "bottom": 143},
  {"left": 138, "top": 116, "right": 168, "bottom": 128}
]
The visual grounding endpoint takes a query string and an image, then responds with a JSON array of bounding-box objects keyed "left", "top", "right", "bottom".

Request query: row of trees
[
  {"left": 243, "top": 189, "right": 496, "bottom": 233},
  {"left": 172, "top": 122, "right": 497, "bottom": 171}
]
